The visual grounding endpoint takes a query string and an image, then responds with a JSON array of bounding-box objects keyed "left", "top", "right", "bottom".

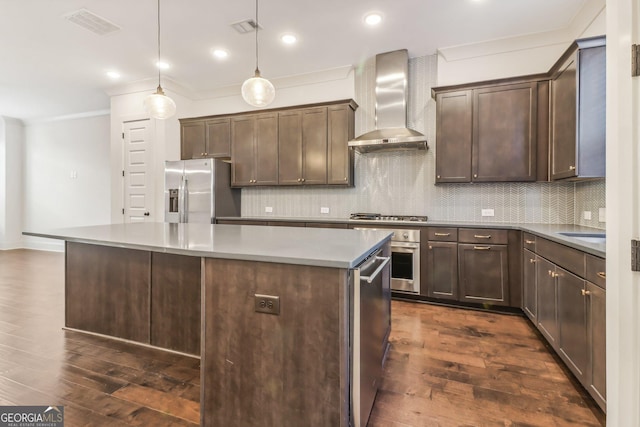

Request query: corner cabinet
[
  {"left": 550, "top": 36, "right": 606, "bottom": 180},
  {"left": 433, "top": 79, "right": 542, "bottom": 183}
]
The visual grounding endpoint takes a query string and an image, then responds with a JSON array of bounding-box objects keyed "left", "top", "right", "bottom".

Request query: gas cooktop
[{"left": 349, "top": 213, "right": 428, "bottom": 222}]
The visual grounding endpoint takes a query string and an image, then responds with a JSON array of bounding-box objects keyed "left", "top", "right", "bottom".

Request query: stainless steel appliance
[
  {"left": 350, "top": 248, "right": 391, "bottom": 427},
  {"left": 164, "top": 159, "right": 240, "bottom": 224},
  {"left": 348, "top": 49, "right": 428, "bottom": 153},
  {"left": 351, "top": 213, "right": 424, "bottom": 293}
]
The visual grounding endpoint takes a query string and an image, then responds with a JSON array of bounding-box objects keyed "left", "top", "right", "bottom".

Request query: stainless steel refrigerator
[{"left": 164, "top": 159, "right": 240, "bottom": 224}]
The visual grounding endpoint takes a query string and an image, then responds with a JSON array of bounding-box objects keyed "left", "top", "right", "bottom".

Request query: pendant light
[
  {"left": 241, "top": 0, "right": 275, "bottom": 107},
  {"left": 144, "top": 0, "right": 176, "bottom": 119}
]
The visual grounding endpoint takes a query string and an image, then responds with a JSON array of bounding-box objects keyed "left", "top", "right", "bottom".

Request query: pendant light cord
[
  {"left": 254, "top": 0, "right": 259, "bottom": 74},
  {"left": 157, "top": 0, "right": 161, "bottom": 88}
]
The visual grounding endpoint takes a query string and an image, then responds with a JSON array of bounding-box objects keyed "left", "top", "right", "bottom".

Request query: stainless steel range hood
[{"left": 348, "top": 49, "right": 428, "bottom": 153}]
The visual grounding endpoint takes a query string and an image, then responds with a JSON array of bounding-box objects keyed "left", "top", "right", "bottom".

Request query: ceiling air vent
[
  {"left": 64, "top": 9, "right": 121, "bottom": 36},
  {"left": 230, "top": 19, "right": 263, "bottom": 34}
]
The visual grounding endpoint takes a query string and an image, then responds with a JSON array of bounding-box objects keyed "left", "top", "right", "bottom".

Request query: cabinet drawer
[
  {"left": 536, "top": 237, "right": 585, "bottom": 278},
  {"left": 523, "top": 232, "right": 536, "bottom": 251},
  {"left": 458, "top": 228, "right": 508, "bottom": 244},
  {"left": 427, "top": 227, "right": 457, "bottom": 242},
  {"left": 586, "top": 254, "right": 606, "bottom": 289}
]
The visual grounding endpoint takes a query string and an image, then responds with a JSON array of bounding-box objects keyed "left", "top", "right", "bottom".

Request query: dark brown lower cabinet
[
  {"left": 65, "top": 242, "right": 150, "bottom": 343},
  {"left": 536, "top": 257, "right": 558, "bottom": 347},
  {"left": 426, "top": 241, "right": 458, "bottom": 300},
  {"left": 458, "top": 244, "right": 509, "bottom": 305},
  {"left": 522, "top": 249, "right": 537, "bottom": 321},
  {"left": 557, "top": 267, "right": 588, "bottom": 382},
  {"left": 586, "top": 281, "right": 606, "bottom": 408},
  {"left": 151, "top": 253, "right": 201, "bottom": 355}
]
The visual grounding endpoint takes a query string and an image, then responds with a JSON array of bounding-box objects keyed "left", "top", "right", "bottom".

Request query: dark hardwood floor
[{"left": 0, "top": 249, "right": 604, "bottom": 426}]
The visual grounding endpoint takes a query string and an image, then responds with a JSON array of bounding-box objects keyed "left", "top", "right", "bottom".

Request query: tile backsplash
[{"left": 241, "top": 54, "right": 605, "bottom": 228}]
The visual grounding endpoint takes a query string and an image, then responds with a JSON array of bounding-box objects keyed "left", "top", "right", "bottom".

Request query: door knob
[{"left": 144, "top": 212, "right": 150, "bottom": 216}]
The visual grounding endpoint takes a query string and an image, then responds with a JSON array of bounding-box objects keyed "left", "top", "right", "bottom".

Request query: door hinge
[
  {"left": 122, "top": 170, "right": 125, "bottom": 177},
  {"left": 122, "top": 132, "right": 125, "bottom": 139},
  {"left": 122, "top": 208, "right": 125, "bottom": 215},
  {"left": 632, "top": 44, "right": 640, "bottom": 77}
]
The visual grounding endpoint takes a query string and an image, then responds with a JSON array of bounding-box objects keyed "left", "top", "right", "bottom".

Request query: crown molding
[{"left": 437, "top": 0, "right": 605, "bottom": 62}]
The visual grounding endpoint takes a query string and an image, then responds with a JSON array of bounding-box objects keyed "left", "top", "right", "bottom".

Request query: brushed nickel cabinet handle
[
  {"left": 437, "top": 175, "right": 441, "bottom": 179},
  {"left": 429, "top": 245, "right": 433, "bottom": 250},
  {"left": 473, "top": 174, "right": 478, "bottom": 178},
  {"left": 344, "top": 177, "right": 347, "bottom": 181},
  {"left": 301, "top": 178, "right": 305, "bottom": 182},
  {"left": 473, "top": 246, "right": 491, "bottom": 250},
  {"left": 529, "top": 259, "right": 536, "bottom": 263},
  {"left": 548, "top": 270, "right": 553, "bottom": 277},
  {"left": 434, "top": 232, "right": 451, "bottom": 237},
  {"left": 597, "top": 272, "right": 606, "bottom": 279},
  {"left": 569, "top": 165, "right": 576, "bottom": 171},
  {"left": 581, "top": 289, "right": 592, "bottom": 296},
  {"left": 525, "top": 239, "right": 535, "bottom": 244},
  {"left": 474, "top": 234, "right": 491, "bottom": 239}
]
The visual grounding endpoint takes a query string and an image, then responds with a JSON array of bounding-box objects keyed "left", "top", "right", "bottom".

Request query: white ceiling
[{"left": 0, "top": 0, "right": 597, "bottom": 120}]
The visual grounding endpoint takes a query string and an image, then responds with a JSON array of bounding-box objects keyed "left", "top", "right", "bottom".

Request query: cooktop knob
[{"left": 403, "top": 232, "right": 409, "bottom": 239}]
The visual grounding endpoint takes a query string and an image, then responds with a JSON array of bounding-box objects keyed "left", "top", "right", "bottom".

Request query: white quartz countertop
[{"left": 23, "top": 222, "right": 392, "bottom": 269}]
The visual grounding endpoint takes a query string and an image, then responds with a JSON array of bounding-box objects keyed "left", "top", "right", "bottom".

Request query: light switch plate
[
  {"left": 599, "top": 208, "right": 606, "bottom": 222},
  {"left": 320, "top": 207, "right": 330, "bottom": 214},
  {"left": 265, "top": 206, "right": 273, "bottom": 213},
  {"left": 583, "top": 211, "right": 592, "bottom": 220},
  {"left": 481, "top": 209, "right": 495, "bottom": 217}
]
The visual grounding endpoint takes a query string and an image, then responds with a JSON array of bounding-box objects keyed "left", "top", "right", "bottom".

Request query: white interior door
[{"left": 123, "top": 119, "right": 154, "bottom": 223}]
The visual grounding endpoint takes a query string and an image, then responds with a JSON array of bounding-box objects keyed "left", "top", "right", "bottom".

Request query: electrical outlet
[
  {"left": 481, "top": 209, "right": 495, "bottom": 217},
  {"left": 254, "top": 294, "right": 280, "bottom": 315},
  {"left": 69, "top": 170, "right": 77, "bottom": 179},
  {"left": 583, "top": 211, "right": 592, "bottom": 220},
  {"left": 265, "top": 206, "right": 273, "bottom": 213},
  {"left": 320, "top": 207, "right": 330, "bottom": 214},
  {"left": 599, "top": 208, "right": 606, "bottom": 223}
]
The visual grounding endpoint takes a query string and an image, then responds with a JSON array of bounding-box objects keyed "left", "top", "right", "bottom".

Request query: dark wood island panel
[
  {"left": 66, "top": 241, "right": 151, "bottom": 343},
  {"left": 151, "top": 252, "right": 201, "bottom": 355},
  {"left": 201, "top": 258, "right": 350, "bottom": 427}
]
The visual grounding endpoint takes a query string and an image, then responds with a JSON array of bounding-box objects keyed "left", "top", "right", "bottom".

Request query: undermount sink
[{"left": 557, "top": 232, "right": 606, "bottom": 244}]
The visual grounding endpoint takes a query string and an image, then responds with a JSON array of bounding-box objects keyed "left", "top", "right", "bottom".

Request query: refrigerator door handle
[
  {"left": 183, "top": 178, "right": 189, "bottom": 223},
  {"left": 178, "top": 178, "right": 185, "bottom": 223}
]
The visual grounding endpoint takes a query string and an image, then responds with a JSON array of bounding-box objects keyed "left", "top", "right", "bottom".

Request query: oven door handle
[
  {"left": 359, "top": 256, "right": 391, "bottom": 284},
  {"left": 391, "top": 242, "right": 420, "bottom": 250}
]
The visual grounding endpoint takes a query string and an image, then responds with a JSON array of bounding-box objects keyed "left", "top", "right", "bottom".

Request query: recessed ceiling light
[
  {"left": 106, "top": 71, "right": 120, "bottom": 79},
  {"left": 212, "top": 49, "right": 229, "bottom": 59},
  {"left": 156, "top": 61, "right": 170, "bottom": 70},
  {"left": 281, "top": 34, "right": 297, "bottom": 45},
  {"left": 364, "top": 12, "right": 383, "bottom": 26}
]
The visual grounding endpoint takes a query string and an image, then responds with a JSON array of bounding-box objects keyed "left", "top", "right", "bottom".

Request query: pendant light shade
[
  {"left": 241, "top": 71, "right": 275, "bottom": 107},
  {"left": 144, "top": 0, "right": 176, "bottom": 119},
  {"left": 144, "top": 86, "right": 176, "bottom": 119},
  {"left": 241, "top": 0, "right": 275, "bottom": 107}
]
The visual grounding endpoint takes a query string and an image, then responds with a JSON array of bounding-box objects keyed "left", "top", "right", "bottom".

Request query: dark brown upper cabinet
[
  {"left": 180, "top": 118, "right": 231, "bottom": 159},
  {"left": 181, "top": 99, "right": 356, "bottom": 187},
  {"left": 231, "top": 113, "right": 279, "bottom": 186},
  {"left": 434, "top": 90, "right": 472, "bottom": 183},
  {"left": 433, "top": 79, "right": 542, "bottom": 183},
  {"left": 278, "top": 107, "right": 328, "bottom": 185},
  {"left": 550, "top": 36, "right": 606, "bottom": 180},
  {"left": 327, "top": 104, "right": 355, "bottom": 185}
]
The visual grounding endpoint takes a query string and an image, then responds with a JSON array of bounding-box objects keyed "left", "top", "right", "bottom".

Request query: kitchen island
[{"left": 24, "top": 223, "right": 392, "bottom": 427}]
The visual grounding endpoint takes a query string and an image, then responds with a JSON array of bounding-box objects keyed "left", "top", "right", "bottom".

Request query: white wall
[
  {"left": 22, "top": 114, "right": 111, "bottom": 250},
  {"left": 0, "top": 116, "right": 24, "bottom": 249}
]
